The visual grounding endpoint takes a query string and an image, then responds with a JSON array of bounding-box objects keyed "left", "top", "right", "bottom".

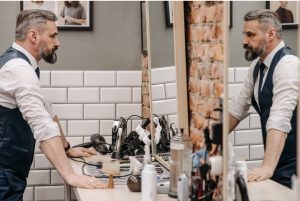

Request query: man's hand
[
  {"left": 66, "top": 173, "right": 107, "bottom": 189},
  {"left": 66, "top": 147, "right": 97, "bottom": 158},
  {"left": 248, "top": 165, "right": 274, "bottom": 182},
  {"left": 64, "top": 16, "right": 73, "bottom": 23}
]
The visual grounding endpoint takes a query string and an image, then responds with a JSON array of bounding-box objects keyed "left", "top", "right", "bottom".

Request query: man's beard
[
  {"left": 40, "top": 46, "right": 58, "bottom": 64},
  {"left": 243, "top": 41, "right": 266, "bottom": 61}
]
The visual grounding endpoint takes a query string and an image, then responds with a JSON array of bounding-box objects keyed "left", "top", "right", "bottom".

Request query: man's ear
[
  {"left": 27, "top": 29, "right": 39, "bottom": 44},
  {"left": 266, "top": 28, "right": 276, "bottom": 41}
]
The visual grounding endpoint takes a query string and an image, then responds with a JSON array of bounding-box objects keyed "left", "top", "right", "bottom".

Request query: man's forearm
[
  {"left": 40, "top": 136, "right": 74, "bottom": 180},
  {"left": 229, "top": 113, "right": 240, "bottom": 133},
  {"left": 262, "top": 129, "right": 287, "bottom": 171},
  {"left": 53, "top": 115, "right": 69, "bottom": 148}
]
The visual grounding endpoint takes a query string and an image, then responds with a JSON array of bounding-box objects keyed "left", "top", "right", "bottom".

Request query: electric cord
[
  {"left": 82, "top": 163, "right": 133, "bottom": 178},
  {"left": 126, "top": 114, "right": 148, "bottom": 122},
  {"left": 71, "top": 155, "right": 134, "bottom": 178},
  {"left": 153, "top": 113, "right": 160, "bottom": 118},
  {"left": 70, "top": 157, "right": 100, "bottom": 167}
]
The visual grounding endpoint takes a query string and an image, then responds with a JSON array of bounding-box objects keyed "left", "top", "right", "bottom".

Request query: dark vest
[
  {"left": 0, "top": 47, "right": 36, "bottom": 178},
  {"left": 251, "top": 46, "right": 297, "bottom": 188}
]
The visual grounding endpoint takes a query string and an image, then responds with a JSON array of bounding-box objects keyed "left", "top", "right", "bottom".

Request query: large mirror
[{"left": 147, "top": 2, "right": 229, "bottom": 200}]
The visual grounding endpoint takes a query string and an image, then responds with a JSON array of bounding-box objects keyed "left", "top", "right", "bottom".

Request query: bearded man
[
  {"left": 228, "top": 10, "right": 300, "bottom": 188},
  {"left": 0, "top": 9, "right": 106, "bottom": 201}
]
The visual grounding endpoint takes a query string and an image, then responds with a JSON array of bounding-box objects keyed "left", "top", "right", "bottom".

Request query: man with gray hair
[
  {"left": 229, "top": 9, "right": 299, "bottom": 188},
  {"left": 0, "top": 9, "right": 105, "bottom": 200}
]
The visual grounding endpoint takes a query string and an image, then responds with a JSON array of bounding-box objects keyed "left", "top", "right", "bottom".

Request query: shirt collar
[
  {"left": 261, "top": 40, "right": 285, "bottom": 69},
  {"left": 12, "top": 42, "right": 39, "bottom": 70}
]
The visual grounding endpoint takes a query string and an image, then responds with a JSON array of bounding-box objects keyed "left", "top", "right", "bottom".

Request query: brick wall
[
  {"left": 185, "top": 1, "right": 224, "bottom": 149},
  {"left": 24, "top": 67, "right": 177, "bottom": 201},
  {"left": 228, "top": 67, "right": 264, "bottom": 169}
]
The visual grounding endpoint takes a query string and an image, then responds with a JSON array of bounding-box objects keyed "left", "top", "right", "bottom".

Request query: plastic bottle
[
  {"left": 177, "top": 173, "right": 189, "bottom": 201},
  {"left": 142, "top": 164, "right": 157, "bottom": 201},
  {"left": 227, "top": 142, "right": 236, "bottom": 201}
]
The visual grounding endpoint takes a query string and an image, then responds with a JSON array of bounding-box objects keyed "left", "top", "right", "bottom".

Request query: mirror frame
[{"left": 297, "top": 1, "right": 300, "bottom": 178}]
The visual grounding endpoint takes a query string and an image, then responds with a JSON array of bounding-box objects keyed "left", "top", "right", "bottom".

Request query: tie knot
[{"left": 259, "top": 62, "right": 265, "bottom": 69}]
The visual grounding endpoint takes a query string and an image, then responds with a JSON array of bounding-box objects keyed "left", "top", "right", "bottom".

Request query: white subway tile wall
[
  {"left": 151, "top": 67, "right": 178, "bottom": 126},
  {"left": 26, "top": 67, "right": 262, "bottom": 200},
  {"left": 228, "top": 67, "right": 264, "bottom": 169}
]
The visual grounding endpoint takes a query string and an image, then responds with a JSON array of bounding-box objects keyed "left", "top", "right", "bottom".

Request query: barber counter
[{"left": 65, "top": 155, "right": 296, "bottom": 201}]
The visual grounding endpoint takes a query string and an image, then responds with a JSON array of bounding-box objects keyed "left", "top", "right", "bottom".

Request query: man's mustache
[
  {"left": 243, "top": 44, "right": 252, "bottom": 50},
  {"left": 52, "top": 46, "right": 58, "bottom": 52}
]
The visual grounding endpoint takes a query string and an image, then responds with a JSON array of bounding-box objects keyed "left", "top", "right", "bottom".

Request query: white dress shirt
[
  {"left": 229, "top": 41, "right": 300, "bottom": 134},
  {"left": 0, "top": 43, "right": 60, "bottom": 141}
]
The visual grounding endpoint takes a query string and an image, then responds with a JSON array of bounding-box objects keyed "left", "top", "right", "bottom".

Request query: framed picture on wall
[
  {"left": 229, "top": 1, "right": 233, "bottom": 29},
  {"left": 165, "top": 1, "right": 173, "bottom": 27},
  {"left": 266, "top": 1, "right": 298, "bottom": 29},
  {"left": 20, "top": 1, "right": 93, "bottom": 31},
  {"left": 141, "top": 1, "right": 147, "bottom": 53}
]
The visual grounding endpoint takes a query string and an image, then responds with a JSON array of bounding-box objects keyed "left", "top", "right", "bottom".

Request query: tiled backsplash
[
  {"left": 151, "top": 66, "right": 178, "bottom": 126},
  {"left": 25, "top": 66, "right": 262, "bottom": 201},
  {"left": 228, "top": 67, "right": 264, "bottom": 169}
]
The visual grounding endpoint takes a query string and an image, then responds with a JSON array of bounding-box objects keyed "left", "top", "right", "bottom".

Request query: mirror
[
  {"left": 147, "top": 1, "right": 177, "bottom": 158},
  {"left": 228, "top": 1, "right": 299, "bottom": 198},
  {"left": 150, "top": 2, "right": 228, "bottom": 199}
]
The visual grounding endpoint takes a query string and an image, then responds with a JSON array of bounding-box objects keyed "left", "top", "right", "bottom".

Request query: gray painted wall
[
  {"left": 230, "top": 1, "right": 298, "bottom": 67},
  {"left": 0, "top": 1, "right": 174, "bottom": 70},
  {"left": 149, "top": 1, "right": 175, "bottom": 68},
  {"left": 0, "top": 1, "right": 297, "bottom": 70}
]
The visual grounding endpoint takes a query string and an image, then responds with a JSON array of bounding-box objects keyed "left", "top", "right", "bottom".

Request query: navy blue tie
[
  {"left": 35, "top": 67, "right": 40, "bottom": 79},
  {"left": 258, "top": 62, "right": 265, "bottom": 101}
]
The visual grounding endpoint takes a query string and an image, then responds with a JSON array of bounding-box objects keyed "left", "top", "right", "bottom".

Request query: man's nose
[
  {"left": 242, "top": 37, "right": 248, "bottom": 46},
  {"left": 55, "top": 38, "right": 60, "bottom": 47}
]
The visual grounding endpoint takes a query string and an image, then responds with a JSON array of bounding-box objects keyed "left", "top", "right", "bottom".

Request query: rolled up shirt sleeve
[
  {"left": 228, "top": 62, "right": 257, "bottom": 121},
  {"left": 266, "top": 55, "right": 300, "bottom": 133},
  {"left": 4, "top": 60, "right": 60, "bottom": 142},
  {"left": 44, "top": 100, "right": 57, "bottom": 119}
]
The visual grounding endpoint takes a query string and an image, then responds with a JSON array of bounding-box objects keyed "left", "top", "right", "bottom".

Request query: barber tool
[
  {"left": 90, "top": 134, "right": 110, "bottom": 154},
  {"left": 109, "top": 120, "right": 120, "bottom": 152},
  {"left": 73, "top": 133, "right": 110, "bottom": 154},
  {"left": 155, "top": 115, "right": 171, "bottom": 153},
  {"left": 101, "top": 160, "right": 120, "bottom": 189},
  {"left": 111, "top": 117, "right": 127, "bottom": 159},
  {"left": 122, "top": 118, "right": 151, "bottom": 157},
  {"left": 170, "top": 123, "right": 178, "bottom": 136}
]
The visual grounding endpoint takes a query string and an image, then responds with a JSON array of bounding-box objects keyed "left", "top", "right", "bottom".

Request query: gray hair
[
  {"left": 244, "top": 9, "right": 282, "bottom": 39},
  {"left": 15, "top": 9, "right": 57, "bottom": 41}
]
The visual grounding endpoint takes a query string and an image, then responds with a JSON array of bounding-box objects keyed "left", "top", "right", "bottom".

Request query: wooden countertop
[
  {"left": 247, "top": 179, "right": 296, "bottom": 201},
  {"left": 67, "top": 155, "right": 296, "bottom": 201}
]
